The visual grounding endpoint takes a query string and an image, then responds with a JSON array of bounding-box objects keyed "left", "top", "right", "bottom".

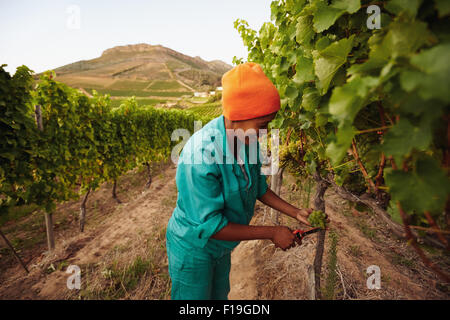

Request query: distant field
[
  {"left": 110, "top": 98, "right": 167, "bottom": 108},
  {"left": 88, "top": 88, "right": 192, "bottom": 98},
  {"left": 186, "top": 102, "right": 222, "bottom": 118},
  {"left": 88, "top": 88, "right": 151, "bottom": 97},
  {"left": 107, "top": 79, "right": 151, "bottom": 90},
  {"left": 147, "top": 80, "right": 186, "bottom": 91},
  {"left": 57, "top": 76, "right": 115, "bottom": 90},
  {"left": 146, "top": 91, "right": 192, "bottom": 97},
  {"left": 190, "top": 96, "right": 209, "bottom": 103}
]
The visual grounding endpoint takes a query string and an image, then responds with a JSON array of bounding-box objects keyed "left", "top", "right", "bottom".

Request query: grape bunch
[{"left": 308, "top": 210, "right": 328, "bottom": 229}]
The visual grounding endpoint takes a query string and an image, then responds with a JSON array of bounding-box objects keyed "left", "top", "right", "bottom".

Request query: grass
[
  {"left": 73, "top": 226, "right": 171, "bottom": 300},
  {"left": 322, "top": 231, "right": 339, "bottom": 300},
  {"left": 349, "top": 244, "right": 363, "bottom": 258},
  {"left": 391, "top": 253, "right": 416, "bottom": 268},
  {"left": 356, "top": 219, "right": 378, "bottom": 240},
  {"left": 166, "top": 60, "right": 187, "bottom": 71},
  {"left": 77, "top": 252, "right": 166, "bottom": 300},
  {"left": 0, "top": 204, "right": 39, "bottom": 227}
]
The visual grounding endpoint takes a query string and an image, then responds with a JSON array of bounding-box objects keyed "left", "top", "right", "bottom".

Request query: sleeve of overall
[
  {"left": 257, "top": 162, "right": 269, "bottom": 198},
  {"left": 177, "top": 149, "right": 228, "bottom": 248},
  {"left": 256, "top": 141, "right": 269, "bottom": 198}
]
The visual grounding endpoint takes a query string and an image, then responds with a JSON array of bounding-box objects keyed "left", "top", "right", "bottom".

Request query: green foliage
[{"left": 235, "top": 0, "right": 450, "bottom": 233}]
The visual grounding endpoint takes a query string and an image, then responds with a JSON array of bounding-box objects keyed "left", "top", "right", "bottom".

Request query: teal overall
[{"left": 166, "top": 115, "right": 268, "bottom": 300}]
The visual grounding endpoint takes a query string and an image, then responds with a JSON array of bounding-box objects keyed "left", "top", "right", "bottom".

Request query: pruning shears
[{"left": 293, "top": 227, "right": 323, "bottom": 241}]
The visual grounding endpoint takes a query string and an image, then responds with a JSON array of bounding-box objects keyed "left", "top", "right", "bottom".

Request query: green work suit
[{"left": 166, "top": 115, "right": 268, "bottom": 300}]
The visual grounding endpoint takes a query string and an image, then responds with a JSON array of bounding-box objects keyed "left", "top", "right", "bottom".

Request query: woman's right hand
[{"left": 270, "top": 226, "right": 299, "bottom": 250}]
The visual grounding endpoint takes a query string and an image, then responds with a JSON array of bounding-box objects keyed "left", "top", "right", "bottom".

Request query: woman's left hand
[{"left": 295, "top": 208, "right": 313, "bottom": 225}]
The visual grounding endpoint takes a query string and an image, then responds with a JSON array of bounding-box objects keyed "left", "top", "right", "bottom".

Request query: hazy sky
[{"left": 0, "top": 0, "right": 272, "bottom": 74}]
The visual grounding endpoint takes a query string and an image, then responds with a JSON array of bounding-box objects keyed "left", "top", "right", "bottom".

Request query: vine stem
[
  {"left": 424, "top": 211, "right": 449, "bottom": 250},
  {"left": 350, "top": 139, "right": 377, "bottom": 193},
  {"left": 375, "top": 102, "right": 387, "bottom": 195},
  {"left": 355, "top": 125, "right": 392, "bottom": 134},
  {"left": 396, "top": 202, "right": 450, "bottom": 283},
  {"left": 390, "top": 156, "right": 450, "bottom": 282},
  {"left": 409, "top": 225, "right": 450, "bottom": 235}
]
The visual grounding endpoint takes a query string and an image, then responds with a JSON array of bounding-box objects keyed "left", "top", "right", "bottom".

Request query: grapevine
[{"left": 235, "top": 0, "right": 450, "bottom": 284}]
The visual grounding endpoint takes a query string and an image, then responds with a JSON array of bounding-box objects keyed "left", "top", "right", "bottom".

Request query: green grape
[{"left": 308, "top": 210, "right": 327, "bottom": 229}]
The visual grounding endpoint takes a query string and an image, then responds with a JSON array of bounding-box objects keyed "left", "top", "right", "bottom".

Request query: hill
[{"left": 47, "top": 43, "right": 232, "bottom": 103}]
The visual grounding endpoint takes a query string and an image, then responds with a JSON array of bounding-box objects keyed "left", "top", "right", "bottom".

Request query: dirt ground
[{"left": 0, "top": 164, "right": 449, "bottom": 300}]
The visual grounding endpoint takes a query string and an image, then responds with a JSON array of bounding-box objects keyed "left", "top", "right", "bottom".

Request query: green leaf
[
  {"left": 326, "top": 124, "right": 356, "bottom": 165},
  {"left": 313, "top": 35, "right": 355, "bottom": 95},
  {"left": 293, "top": 55, "right": 315, "bottom": 84},
  {"left": 383, "top": 17, "right": 429, "bottom": 59},
  {"left": 315, "top": 113, "right": 328, "bottom": 127},
  {"left": 329, "top": 76, "right": 378, "bottom": 123},
  {"left": 313, "top": 2, "right": 344, "bottom": 33},
  {"left": 312, "top": 0, "right": 360, "bottom": 32},
  {"left": 387, "top": 202, "right": 403, "bottom": 224},
  {"left": 385, "top": 156, "right": 450, "bottom": 215},
  {"left": 301, "top": 87, "right": 320, "bottom": 111},
  {"left": 385, "top": 0, "right": 422, "bottom": 17},
  {"left": 382, "top": 117, "right": 433, "bottom": 164},
  {"left": 332, "top": 0, "right": 361, "bottom": 14},
  {"left": 286, "top": 0, "right": 307, "bottom": 15},
  {"left": 434, "top": 0, "right": 450, "bottom": 17},
  {"left": 296, "top": 15, "right": 315, "bottom": 45},
  {"left": 400, "top": 43, "right": 450, "bottom": 103}
]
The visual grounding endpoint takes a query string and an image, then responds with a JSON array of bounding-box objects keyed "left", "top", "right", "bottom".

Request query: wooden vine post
[
  {"left": 311, "top": 168, "right": 330, "bottom": 299},
  {"left": 270, "top": 167, "right": 285, "bottom": 225},
  {"left": 35, "top": 105, "right": 55, "bottom": 251},
  {"left": 145, "top": 162, "right": 152, "bottom": 188},
  {"left": 79, "top": 188, "right": 91, "bottom": 232},
  {"left": 112, "top": 179, "right": 121, "bottom": 204}
]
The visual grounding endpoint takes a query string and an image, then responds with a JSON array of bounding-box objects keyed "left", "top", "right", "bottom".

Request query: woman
[{"left": 166, "top": 62, "right": 313, "bottom": 300}]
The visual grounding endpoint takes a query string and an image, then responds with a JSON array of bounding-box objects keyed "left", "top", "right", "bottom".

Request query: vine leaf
[
  {"left": 434, "top": 0, "right": 450, "bottom": 17},
  {"left": 385, "top": 0, "right": 423, "bottom": 18},
  {"left": 326, "top": 124, "right": 356, "bottom": 165},
  {"left": 384, "top": 156, "right": 450, "bottom": 216},
  {"left": 382, "top": 116, "right": 434, "bottom": 165},
  {"left": 329, "top": 76, "right": 378, "bottom": 123},
  {"left": 313, "top": 35, "right": 355, "bottom": 95},
  {"left": 383, "top": 17, "right": 430, "bottom": 59},
  {"left": 400, "top": 43, "right": 450, "bottom": 103},
  {"left": 312, "top": 0, "right": 361, "bottom": 33},
  {"left": 296, "top": 15, "right": 315, "bottom": 45}
]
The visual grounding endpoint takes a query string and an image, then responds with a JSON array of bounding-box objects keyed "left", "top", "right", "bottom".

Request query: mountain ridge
[{"left": 52, "top": 43, "right": 232, "bottom": 93}]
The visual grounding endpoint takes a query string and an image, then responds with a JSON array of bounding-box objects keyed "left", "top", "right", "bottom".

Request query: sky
[{"left": 0, "top": 0, "right": 273, "bottom": 74}]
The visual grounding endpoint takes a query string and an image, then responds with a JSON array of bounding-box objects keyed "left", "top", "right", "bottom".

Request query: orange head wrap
[{"left": 221, "top": 62, "right": 280, "bottom": 121}]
